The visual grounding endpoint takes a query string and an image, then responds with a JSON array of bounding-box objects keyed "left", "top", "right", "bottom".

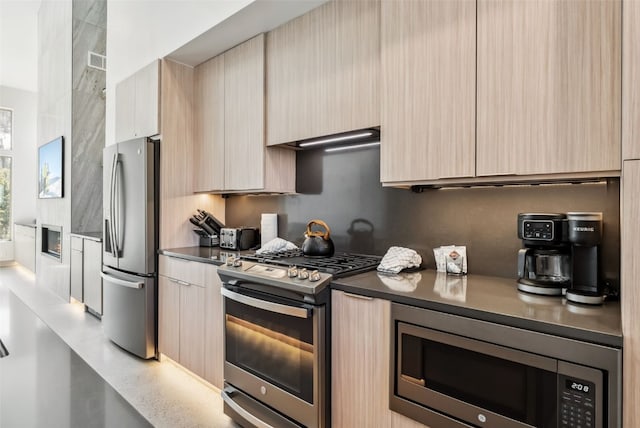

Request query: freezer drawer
[{"left": 102, "top": 267, "right": 156, "bottom": 359}]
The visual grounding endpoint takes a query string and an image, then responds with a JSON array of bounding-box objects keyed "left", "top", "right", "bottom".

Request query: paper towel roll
[{"left": 260, "top": 213, "right": 278, "bottom": 248}]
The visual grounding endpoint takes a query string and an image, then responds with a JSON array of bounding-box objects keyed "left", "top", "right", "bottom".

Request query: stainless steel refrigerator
[{"left": 102, "top": 137, "right": 159, "bottom": 359}]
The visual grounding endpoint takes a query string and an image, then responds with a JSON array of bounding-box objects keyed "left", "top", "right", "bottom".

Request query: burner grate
[{"left": 241, "top": 250, "right": 381, "bottom": 277}]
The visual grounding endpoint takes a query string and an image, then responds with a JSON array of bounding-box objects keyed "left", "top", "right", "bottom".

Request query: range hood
[{"left": 287, "top": 127, "right": 380, "bottom": 152}]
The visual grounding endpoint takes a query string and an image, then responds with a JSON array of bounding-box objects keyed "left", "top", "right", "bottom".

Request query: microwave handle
[{"left": 221, "top": 287, "right": 311, "bottom": 319}]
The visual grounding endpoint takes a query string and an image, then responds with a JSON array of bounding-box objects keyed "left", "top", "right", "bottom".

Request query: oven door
[
  {"left": 395, "top": 321, "right": 559, "bottom": 428},
  {"left": 221, "top": 285, "right": 325, "bottom": 428}
]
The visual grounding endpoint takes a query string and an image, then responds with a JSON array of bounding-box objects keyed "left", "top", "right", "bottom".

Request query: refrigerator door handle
[
  {"left": 100, "top": 272, "right": 144, "bottom": 289},
  {"left": 113, "top": 153, "right": 122, "bottom": 258},
  {"left": 109, "top": 152, "right": 118, "bottom": 258}
]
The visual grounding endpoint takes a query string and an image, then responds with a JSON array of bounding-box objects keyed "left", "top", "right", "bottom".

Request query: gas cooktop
[{"left": 240, "top": 249, "right": 382, "bottom": 278}]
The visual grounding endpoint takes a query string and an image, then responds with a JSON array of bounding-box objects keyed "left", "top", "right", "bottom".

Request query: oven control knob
[
  {"left": 260, "top": 386, "right": 267, "bottom": 395},
  {"left": 298, "top": 268, "right": 309, "bottom": 280},
  {"left": 232, "top": 258, "right": 243, "bottom": 268},
  {"left": 287, "top": 266, "right": 298, "bottom": 278},
  {"left": 309, "top": 270, "right": 321, "bottom": 282}
]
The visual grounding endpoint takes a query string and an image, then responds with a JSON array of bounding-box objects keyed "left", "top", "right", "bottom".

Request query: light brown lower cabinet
[
  {"left": 158, "top": 255, "right": 223, "bottom": 388},
  {"left": 621, "top": 160, "right": 640, "bottom": 427},
  {"left": 331, "top": 289, "right": 432, "bottom": 428},
  {"left": 331, "top": 290, "right": 393, "bottom": 427}
]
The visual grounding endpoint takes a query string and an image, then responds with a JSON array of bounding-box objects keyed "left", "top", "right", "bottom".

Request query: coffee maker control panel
[{"left": 523, "top": 220, "right": 554, "bottom": 241}]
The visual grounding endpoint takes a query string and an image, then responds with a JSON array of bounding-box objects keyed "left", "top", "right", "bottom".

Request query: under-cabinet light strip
[
  {"left": 324, "top": 141, "right": 381, "bottom": 153},
  {"left": 298, "top": 131, "right": 374, "bottom": 148}
]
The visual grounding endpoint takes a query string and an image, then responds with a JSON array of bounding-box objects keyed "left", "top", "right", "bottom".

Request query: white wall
[
  {"left": 0, "top": 86, "right": 38, "bottom": 262},
  {"left": 0, "top": 86, "right": 38, "bottom": 224},
  {"left": 105, "top": 0, "right": 253, "bottom": 146},
  {"left": 0, "top": 0, "right": 40, "bottom": 93}
]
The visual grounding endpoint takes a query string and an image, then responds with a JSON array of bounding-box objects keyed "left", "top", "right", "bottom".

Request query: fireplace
[{"left": 41, "top": 225, "right": 62, "bottom": 260}]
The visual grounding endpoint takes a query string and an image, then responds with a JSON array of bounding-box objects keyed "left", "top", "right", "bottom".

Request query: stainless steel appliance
[
  {"left": 390, "top": 303, "right": 621, "bottom": 428},
  {"left": 517, "top": 213, "right": 571, "bottom": 295},
  {"left": 101, "top": 137, "right": 159, "bottom": 359},
  {"left": 220, "top": 227, "right": 258, "bottom": 250},
  {"left": 566, "top": 212, "right": 605, "bottom": 305},
  {"left": 218, "top": 250, "right": 381, "bottom": 428}
]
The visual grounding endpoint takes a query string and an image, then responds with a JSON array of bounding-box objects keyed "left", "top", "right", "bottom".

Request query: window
[{"left": 0, "top": 108, "right": 12, "bottom": 241}]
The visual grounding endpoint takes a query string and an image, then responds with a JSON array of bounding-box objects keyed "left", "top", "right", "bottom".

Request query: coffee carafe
[
  {"left": 517, "top": 213, "right": 571, "bottom": 295},
  {"left": 566, "top": 212, "right": 604, "bottom": 305}
]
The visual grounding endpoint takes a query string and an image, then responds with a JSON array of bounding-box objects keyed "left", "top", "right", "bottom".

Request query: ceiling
[{"left": 0, "top": 0, "right": 40, "bottom": 93}]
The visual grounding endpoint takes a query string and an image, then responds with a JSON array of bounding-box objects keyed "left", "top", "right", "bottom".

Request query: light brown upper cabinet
[
  {"left": 194, "top": 55, "right": 225, "bottom": 192},
  {"left": 623, "top": 0, "right": 640, "bottom": 160},
  {"left": 380, "top": 0, "right": 476, "bottom": 184},
  {"left": 266, "top": 0, "right": 380, "bottom": 146},
  {"left": 194, "top": 34, "right": 295, "bottom": 193},
  {"left": 115, "top": 59, "right": 160, "bottom": 143},
  {"left": 477, "top": 0, "right": 621, "bottom": 177}
]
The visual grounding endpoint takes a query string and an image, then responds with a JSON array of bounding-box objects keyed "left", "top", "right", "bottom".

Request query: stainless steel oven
[
  {"left": 218, "top": 260, "right": 332, "bottom": 428},
  {"left": 390, "top": 303, "right": 621, "bottom": 428}
]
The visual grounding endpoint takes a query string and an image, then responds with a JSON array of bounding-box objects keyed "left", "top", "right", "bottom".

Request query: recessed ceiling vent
[{"left": 88, "top": 51, "right": 107, "bottom": 71}]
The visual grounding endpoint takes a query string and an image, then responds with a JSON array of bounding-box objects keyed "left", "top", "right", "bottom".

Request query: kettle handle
[
  {"left": 306, "top": 219, "right": 331, "bottom": 240},
  {"left": 517, "top": 248, "right": 530, "bottom": 279}
]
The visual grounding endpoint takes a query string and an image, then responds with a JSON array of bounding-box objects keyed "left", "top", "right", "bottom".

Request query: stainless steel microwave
[{"left": 390, "top": 303, "right": 621, "bottom": 428}]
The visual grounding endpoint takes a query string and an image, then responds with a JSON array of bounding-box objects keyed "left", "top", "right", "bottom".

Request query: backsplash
[{"left": 226, "top": 147, "right": 620, "bottom": 285}]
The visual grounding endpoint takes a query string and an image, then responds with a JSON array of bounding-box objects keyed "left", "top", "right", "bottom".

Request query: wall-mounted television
[{"left": 38, "top": 136, "right": 64, "bottom": 199}]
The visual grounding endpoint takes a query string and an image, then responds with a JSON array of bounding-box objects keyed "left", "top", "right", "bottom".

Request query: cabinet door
[
  {"left": 115, "top": 75, "right": 135, "bottom": 143},
  {"left": 83, "top": 240, "right": 102, "bottom": 314},
  {"left": 158, "top": 275, "right": 180, "bottom": 362},
  {"left": 331, "top": 290, "right": 392, "bottom": 427},
  {"left": 134, "top": 59, "right": 160, "bottom": 138},
  {"left": 204, "top": 264, "right": 224, "bottom": 389},
  {"left": 224, "top": 34, "right": 266, "bottom": 191},
  {"left": 334, "top": 0, "right": 380, "bottom": 134},
  {"left": 623, "top": 0, "right": 640, "bottom": 160},
  {"left": 70, "top": 237, "right": 83, "bottom": 301},
  {"left": 380, "top": 0, "right": 476, "bottom": 183},
  {"left": 14, "top": 225, "right": 36, "bottom": 272},
  {"left": 266, "top": 3, "right": 335, "bottom": 146},
  {"left": 180, "top": 282, "right": 206, "bottom": 378},
  {"left": 477, "top": 0, "right": 621, "bottom": 176},
  {"left": 622, "top": 160, "right": 640, "bottom": 427},
  {"left": 194, "top": 55, "right": 225, "bottom": 192}
]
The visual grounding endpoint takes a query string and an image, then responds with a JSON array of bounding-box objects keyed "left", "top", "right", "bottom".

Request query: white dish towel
[{"left": 377, "top": 246, "right": 422, "bottom": 274}]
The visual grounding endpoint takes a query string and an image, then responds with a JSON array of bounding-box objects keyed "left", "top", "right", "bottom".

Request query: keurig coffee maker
[
  {"left": 565, "top": 212, "right": 604, "bottom": 305},
  {"left": 517, "top": 213, "right": 571, "bottom": 295}
]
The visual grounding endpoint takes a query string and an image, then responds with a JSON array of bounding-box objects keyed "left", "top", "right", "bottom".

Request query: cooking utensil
[{"left": 301, "top": 219, "right": 335, "bottom": 257}]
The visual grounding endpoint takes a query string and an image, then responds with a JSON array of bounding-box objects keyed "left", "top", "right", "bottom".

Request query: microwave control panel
[{"left": 559, "top": 375, "right": 596, "bottom": 428}]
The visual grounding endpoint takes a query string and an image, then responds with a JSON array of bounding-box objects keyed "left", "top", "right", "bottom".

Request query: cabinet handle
[{"left": 343, "top": 292, "right": 373, "bottom": 301}]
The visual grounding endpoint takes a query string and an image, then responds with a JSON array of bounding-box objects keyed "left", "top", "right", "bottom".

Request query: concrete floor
[{"left": 0, "top": 265, "right": 238, "bottom": 428}]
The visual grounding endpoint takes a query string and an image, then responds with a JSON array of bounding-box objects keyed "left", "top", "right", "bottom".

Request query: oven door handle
[
  {"left": 222, "top": 386, "right": 276, "bottom": 428},
  {"left": 221, "top": 288, "right": 311, "bottom": 319}
]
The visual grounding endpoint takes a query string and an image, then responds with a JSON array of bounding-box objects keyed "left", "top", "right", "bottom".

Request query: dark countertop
[
  {"left": 159, "top": 247, "right": 622, "bottom": 348},
  {"left": 159, "top": 246, "right": 253, "bottom": 265},
  {"left": 70, "top": 231, "right": 102, "bottom": 242},
  {"left": 332, "top": 269, "right": 622, "bottom": 348}
]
